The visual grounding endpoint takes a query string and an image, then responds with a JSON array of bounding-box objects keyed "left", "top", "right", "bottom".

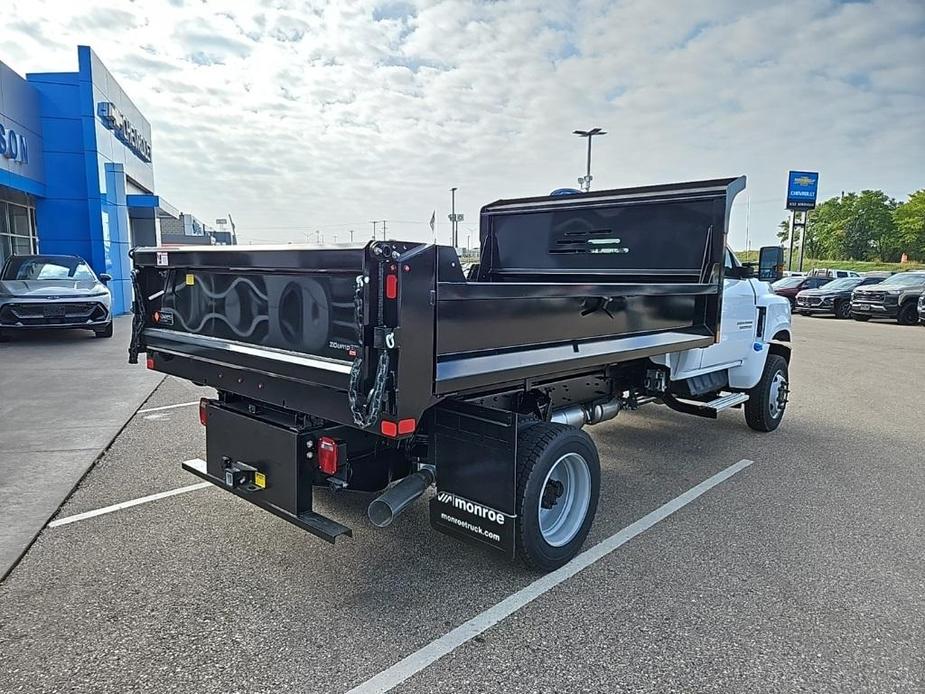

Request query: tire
[
  {"left": 835, "top": 300, "right": 851, "bottom": 319},
  {"left": 745, "top": 354, "right": 789, "bottom": 432},
  {"left": 852, "top": 314, "right": 870, "bottom": 322},
  {"left": 515, "top": 422, "right": 600, "bottom": 572},
  {"left": 897, "top": 302, "right": 918, "bottom": 326},
  {"left": 94, "top": 321, "right": 114, "bottom": 338}
]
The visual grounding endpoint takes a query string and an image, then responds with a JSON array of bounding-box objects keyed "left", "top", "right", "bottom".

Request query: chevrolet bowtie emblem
[{"left": 794, "top": 176, "right": 815, "bottom": 186}]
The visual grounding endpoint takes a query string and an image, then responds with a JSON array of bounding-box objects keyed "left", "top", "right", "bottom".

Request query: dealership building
[{"left": 0, "top": 46, "right": 225, "bottom": 315}]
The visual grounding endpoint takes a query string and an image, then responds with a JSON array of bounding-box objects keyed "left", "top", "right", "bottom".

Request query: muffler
[
  {"left": 550, "top": 397, "right": 622, "bottom": 428},
  {"left": 367, "top": 467, "right": 435, "bottom": 528}
]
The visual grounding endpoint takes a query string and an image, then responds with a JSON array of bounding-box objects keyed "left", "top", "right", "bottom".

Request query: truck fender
[{"left": 728, "top": 301, "right": 792, "bottom": 390}]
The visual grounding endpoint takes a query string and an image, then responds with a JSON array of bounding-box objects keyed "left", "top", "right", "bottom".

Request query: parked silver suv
[{"left": 851, "top": 271, "right": 925, "bottom": 325}]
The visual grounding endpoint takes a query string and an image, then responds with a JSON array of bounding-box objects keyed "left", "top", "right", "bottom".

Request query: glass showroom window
[{"left": 0, "top": 200, "right": 38, "bottom": 265}]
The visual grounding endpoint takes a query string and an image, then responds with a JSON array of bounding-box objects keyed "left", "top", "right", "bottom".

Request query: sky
[{"left": 2, "top": 0, "right": 923, "bottom": 249}]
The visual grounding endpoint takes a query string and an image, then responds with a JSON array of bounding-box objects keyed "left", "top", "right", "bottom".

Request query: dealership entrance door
[{"left": 0, "top": 185, "right": 38, "bottom": 266}]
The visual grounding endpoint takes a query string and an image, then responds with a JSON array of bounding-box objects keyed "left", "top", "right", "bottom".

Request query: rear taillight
[
  {"left": 146, "top": 356, "right": 155, "bottom": 369},
  {"left": 385, "top": 273, "right": 398, "bottom": 299},
  {"left": 199, "top": 399, "right": 209, "bottom": 426},
  {"left": 317, "top": 436, "right": 339, "bottom": 475}
]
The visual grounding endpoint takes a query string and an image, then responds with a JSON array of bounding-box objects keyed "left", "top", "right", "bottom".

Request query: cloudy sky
[{"left": 3, "top": 0, "right": 923, "bottom": 248}]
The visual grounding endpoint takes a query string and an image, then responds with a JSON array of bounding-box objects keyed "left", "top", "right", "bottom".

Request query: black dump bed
[{"left": 130, "top": 176, "right": 745, "bottom": 436}]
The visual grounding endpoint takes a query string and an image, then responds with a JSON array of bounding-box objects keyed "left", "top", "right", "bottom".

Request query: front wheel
[
  {"left": 94, "top": 321, "right": 114, "bottom": 338},
  {"left": 515, "top": 422, "right": 600, "bottom": 572},
  {"left": 745, "top": 354, "right": 789, "bottom": 432},
  {"left": 897, "top": 302, "right": 918, "bottom": 326},
  {"left": 835, "top": 300, "right": 852, "bottom": 319}
]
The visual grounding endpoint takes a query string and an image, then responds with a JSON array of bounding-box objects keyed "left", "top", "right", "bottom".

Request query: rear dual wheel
[{"left": 515, "top": 423, "right": 600, "bottom": 572}]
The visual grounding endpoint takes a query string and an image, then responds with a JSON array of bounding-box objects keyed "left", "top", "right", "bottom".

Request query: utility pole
[
  {"left": 370, "top": 221, "right": 378, "bottom": 240},
  {"left": 573, "top": 128, "right": 607, "bottom": 192},
  {"left": 381, "top": 220, "right": 387, "bottom": 240},
  {"left": 315, "top": 229, "right": 322, "bottom": 245},
  {"left": 787, "top": 211, "right": 795, "bottom": 271},
  {"left": 349, "top": 229, "right": 354, "bottom": 243}
]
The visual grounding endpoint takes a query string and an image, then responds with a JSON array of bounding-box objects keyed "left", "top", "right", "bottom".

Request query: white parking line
[
  {"left": 48, "top": 479, "right": 211, "bottom": 528},
  {"left": 137, "top": 401, "right": 199, "bottom": 414},
  {"left": 346, "top": 458, "right": 754, "bottom": 694}
]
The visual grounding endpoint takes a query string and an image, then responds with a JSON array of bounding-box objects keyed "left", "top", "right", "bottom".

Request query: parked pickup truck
[
  {"left": 129, "top": 177, "right": 792, "bottom": 572},
  {"left": 851, "top": 271, "right": 925, "bottom": 325}
]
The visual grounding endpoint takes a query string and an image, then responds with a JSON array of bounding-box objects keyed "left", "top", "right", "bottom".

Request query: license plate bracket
[{"left": 44, "top": 304, "right": 66, "bottom": 317}]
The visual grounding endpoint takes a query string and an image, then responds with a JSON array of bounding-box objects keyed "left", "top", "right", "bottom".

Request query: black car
[{"left": 795, "top": 276, "right": 884, "bottom": 319}]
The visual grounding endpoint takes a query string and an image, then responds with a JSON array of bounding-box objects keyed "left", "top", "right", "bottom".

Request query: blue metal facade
[{"left": 0, "top": 46, "right": 160, "bottom": 315}]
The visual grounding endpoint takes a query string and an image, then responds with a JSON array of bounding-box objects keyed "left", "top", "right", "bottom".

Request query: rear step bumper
[{"left": 182, "top": 458, "right": 352, "bottom": 544}]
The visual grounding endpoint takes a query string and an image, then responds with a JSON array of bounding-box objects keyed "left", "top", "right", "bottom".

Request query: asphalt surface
[
  {"left": 0, "top": 315, "right": 163, "bottom": 578},
  {"left": 0, "top": 315, "right": 922, "bottom": 693}
]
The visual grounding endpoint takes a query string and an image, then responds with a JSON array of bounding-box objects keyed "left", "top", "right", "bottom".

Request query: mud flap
[{"left": 428, "top": 400, "right": 518, "bottom": 558}]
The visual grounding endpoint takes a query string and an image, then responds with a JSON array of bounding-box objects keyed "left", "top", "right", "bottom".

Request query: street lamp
[
  {"left": 448, "top": 187, "right": 464, "bottom": 248},
  {"left": 573, "top": 127, "right": 607, "bottom": 192}
]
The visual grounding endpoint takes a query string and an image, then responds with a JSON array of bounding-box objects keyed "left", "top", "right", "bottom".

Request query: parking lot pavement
[
  {"left": 0, "top": 315, "right": 163, "bottom": 579},
  {"left": 0, "top": 315, "right": 922, "bottom": 693}
]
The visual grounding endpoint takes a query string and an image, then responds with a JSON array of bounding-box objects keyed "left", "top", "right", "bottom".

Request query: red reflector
[
  {"left": 199, "top": 399, "right": 208, "bottom": 426},
  {"left": 380, "top": 420, "right": 398, "bottom": 438},
  {"left": 153, "top": 311, "right": 160, "bottom": 323},
  {"left": 146, "top": 356, "right": 155, "bottom": 369},
  {"left": 398, "top": 418, "right": 416, "bottom": 435},
  {"left": 385, "top": 274, "right": 398, "bottom": 299},
  {"left": 318, "top": 436, "right": 339, "bottom": 475}
]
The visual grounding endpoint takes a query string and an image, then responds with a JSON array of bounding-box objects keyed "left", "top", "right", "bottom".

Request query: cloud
[{"left": 2, "top": 0, "right": 923, "bottom": 249}]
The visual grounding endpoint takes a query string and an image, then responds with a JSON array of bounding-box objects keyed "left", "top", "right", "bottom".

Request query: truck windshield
[{"left": 879, "top": 273, "right": 925, "bottom": 287}]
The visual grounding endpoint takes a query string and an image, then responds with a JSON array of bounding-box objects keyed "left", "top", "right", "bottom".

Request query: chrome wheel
[
  {"left": 538, "top": 452, "right": 592, "bottom": 547},
  {"left": 768, "top": 370, "right": 789, "bottom": 419}
]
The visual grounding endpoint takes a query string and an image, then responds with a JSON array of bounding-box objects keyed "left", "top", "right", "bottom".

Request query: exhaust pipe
[
  {"left": 551, "top": 397, "right": 622, "bottom": 428},
  {"left": 368, "top": 467, "right": 435, "bottom": 528}
]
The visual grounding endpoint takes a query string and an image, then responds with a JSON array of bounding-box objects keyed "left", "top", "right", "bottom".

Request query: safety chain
[
  {"left": 128, "top": 269, "right": 147, "bottom": 365},
  {"left": 347, "top": 271, "right": 392, "bottom": 428}
]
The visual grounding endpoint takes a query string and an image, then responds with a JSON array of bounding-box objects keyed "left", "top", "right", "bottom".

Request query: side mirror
[
  {"left": 757, "top": 246, "right": 785, "bottom": 282},
  {"left": 99, "top": 273, "right": 112, "bottom": 283}
]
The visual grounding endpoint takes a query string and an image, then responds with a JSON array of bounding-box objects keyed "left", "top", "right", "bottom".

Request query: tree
[
  {"left": 894, "top": 190, "right": 925, "bottom": 261},
  {"left": 777, "top": 218, "right": 790, "bottom": 245},
  {"left": 806, "top": 195, "right": 851, "bottom": 258},
  {"left": 805, "top": 191, "right": 900, "bottom": 261}
]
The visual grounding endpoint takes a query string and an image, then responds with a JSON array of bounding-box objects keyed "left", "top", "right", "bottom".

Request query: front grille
[
  {"left": 856, "top": 291, "right": 885, "bottom": 303},
  {"left": 0, "top": 302, "right": 107, "bottom": 326},
  {"left": 797, "top": 296, "right": 823, "bottom": 307}
]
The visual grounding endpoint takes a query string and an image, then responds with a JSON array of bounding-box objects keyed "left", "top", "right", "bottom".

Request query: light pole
[
  {"left": 573, "top": 127, "right": 607, "bottom": 192},
  {"left": 448, "top": 187, "right": 464, "bottom": 248}
]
